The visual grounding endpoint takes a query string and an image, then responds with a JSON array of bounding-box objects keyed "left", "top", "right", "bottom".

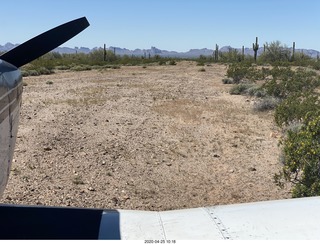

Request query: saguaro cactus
[
  {"left": 253, "top": 37, "right": 259, "bottom": 62},
  {"left": 214, "top": 44, "right": 219, "bottom": 61},
  {"left": 103, "top": 44, "right": 107, "bottom": 61},
  {"left": 292, "top": 42, "right": 295, "bottom": 61},
  {"left": 242, "top": 46, "right": 245, "bottom": 60}
]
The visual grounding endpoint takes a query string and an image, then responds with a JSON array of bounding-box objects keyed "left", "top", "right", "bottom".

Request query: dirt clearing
[{"left": 2, "top": 61, "right": 290, "bottom": 210}]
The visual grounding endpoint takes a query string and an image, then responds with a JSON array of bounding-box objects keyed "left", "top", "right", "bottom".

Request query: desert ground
[{"left": 2, "top": 61, "right": 290, "bottom": 211}]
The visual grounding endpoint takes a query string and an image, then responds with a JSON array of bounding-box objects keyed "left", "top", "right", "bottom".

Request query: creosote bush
[
  {"left": 226, "top": 63, "right": 254, "bottom": 83},
  {"left": 274, "top": 92, "right": 320, "bottom": 127},
  {"left": 274, "top": 111, "right": 320, "bottom": 197},
  {"left": 262, "top": 67, "right": 320, "bottom": 99},
  {"left": 229, "top": 83, "right": 255, "bottom": 95}
]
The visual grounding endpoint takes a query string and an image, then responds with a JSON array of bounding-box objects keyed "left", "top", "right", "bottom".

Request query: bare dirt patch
[{"left": 2, "top": 61, "right": 290, "bottom": 210}]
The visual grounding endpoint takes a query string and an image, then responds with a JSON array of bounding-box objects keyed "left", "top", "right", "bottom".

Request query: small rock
[
  {"left": 213, "top": 154, "right": 220, "bottom": 158},
  {"left": 43, "top": 146, "right": 52, "bottom": 151},
  {"left": 249, "top": 167, "right": 257, "bottom": 172},
  {"left": 166, "top": 163, "right": 172, "bottom": 166},
  {"left": 112, "top": 197, "right": 119, "bottom": 204},
  {"left": 256, "top": 137, "right": 264, "bottom": 142},
  {"left": 88, "top": 187, "right": 95, "bottom": 191}
]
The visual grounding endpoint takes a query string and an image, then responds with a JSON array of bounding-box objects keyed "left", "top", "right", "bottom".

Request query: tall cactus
[
  {"left": 216, "top": 44, "right": 219, "bottom": 61},
  {"left": 214, "top": 44, "right": 219, "bottom": 61},
  {"left": 253, "top": 37, "right": 259, "bottom": 62},
  {"left": 242, "top": 46, "right": 245, "bottom": 60},
  {"left": 103, "top": 44, "right": 107, "bottom": 61},
  {"left": 291, "top": 41, "right": 295, "bottom": 61}
]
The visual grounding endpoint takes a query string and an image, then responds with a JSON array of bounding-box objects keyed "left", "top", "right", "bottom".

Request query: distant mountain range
[{"left": 1, "top": 42, "right": 319, "bottom": 58}]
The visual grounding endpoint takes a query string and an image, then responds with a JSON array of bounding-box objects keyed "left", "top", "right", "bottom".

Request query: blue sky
[{"left": 1, "top": 0, "right": 320, "bottom": 52}]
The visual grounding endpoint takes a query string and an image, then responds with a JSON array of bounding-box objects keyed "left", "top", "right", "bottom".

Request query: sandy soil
[{"left": 2, "top": 61, "right": 290, "bottom": 210}]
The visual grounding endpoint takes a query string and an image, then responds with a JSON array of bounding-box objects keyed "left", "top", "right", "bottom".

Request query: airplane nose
[
  {"left": 0, "top": 60, "right": 22, "bottom": 197},
  {"left": 0, "top": 17, "right": 89, "bottom": 198}
]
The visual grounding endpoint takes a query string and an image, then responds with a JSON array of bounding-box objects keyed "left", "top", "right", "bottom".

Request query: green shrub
[
  {"left": 253, "top": 96, "right": 280, "bottom": 112},
  {"left": 226, "top": 63, "right": 253, "bottom": 83},
  {"left": 226, "top": 62, "right": 266, "bottom": 83},
  {"left": 22, "top": 70, "right": 39, "bottom": 77},
  {"left": 21, "top": 70, "right": 29, "bottom": 77},
  {"left": 260, "top": 41, "right": 291, "bottom": 63},
  {"left": 56, "top": 65, "right": 71, "bottom": 70},
  {"left": 247, "top": 85, "right": 267, "bottom": 97},
  {"left": 38, "top": 67, "right": 54, "bottom": 75},
  {"left": 274, "top": 111, "right": 320, "bottom": 197},
  {"left": 274, "top": 92, "right": 320, "bottom": 127},
  {"left": 169, "top": 60, "right": 176, "bottom": 65},
  {"left": 263, "top": 67, "right": 320, "bottom": 99},
  {"left": 70, "top": 65, "right": 92, "bottom": 71},
  {"left": 229, "top": 83, "right": 255, "bottom": 95}
]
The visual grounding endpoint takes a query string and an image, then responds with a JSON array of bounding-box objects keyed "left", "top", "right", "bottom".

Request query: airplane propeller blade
[{"left": 0, "top": 17, "right": 90, "bottom": 68}]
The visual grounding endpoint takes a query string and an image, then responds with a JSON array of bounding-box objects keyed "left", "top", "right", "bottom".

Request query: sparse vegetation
[
  {"left": 221, "top": 42, "right": 320, "bottom": 198},
  {"left": 20, "top": 49, "right": 181, "bottom": 76},
  {"left": 9, "top": 61, "right": 291, "bottom": 209},
  {"left": 46, "top": 80, "right": 54, "bottom": 85},
  {"left": 18, "top": 39, "right": 320, "bottom": 198}
]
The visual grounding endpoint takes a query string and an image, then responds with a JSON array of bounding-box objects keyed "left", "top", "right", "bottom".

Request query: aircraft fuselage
[{"left": 0, "top": 60, "right": 22, "bottom": 197}]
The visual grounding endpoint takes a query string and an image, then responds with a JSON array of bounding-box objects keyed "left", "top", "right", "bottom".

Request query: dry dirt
[{"left": 2, "top": 61, "right": 290, "bottom": 210}]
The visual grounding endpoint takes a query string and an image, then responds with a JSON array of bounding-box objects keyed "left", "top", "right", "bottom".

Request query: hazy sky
[{"left": 1, "top": 0, "right": 319, "bottom": 52}]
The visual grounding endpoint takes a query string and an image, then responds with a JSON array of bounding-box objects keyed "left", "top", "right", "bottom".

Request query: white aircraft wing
[{"left": 100, "top": 196, "right": 320, "bottom": 240}]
